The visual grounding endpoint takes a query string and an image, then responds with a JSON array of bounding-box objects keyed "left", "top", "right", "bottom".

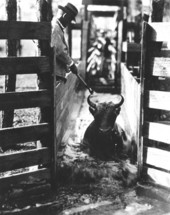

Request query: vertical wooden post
[
  {"left": 152, "top": 0, "right": 165, "bottom": 22},
  {"left": 2, "top": 0, "right": 17, "bottom": 128},
  {"left": 39, "top": 0, "right": 57, "bottom": 188},
  {"left": 84, "top": 5, "right": 88, "bottom": 21},
  {"left": 39, "top": 0, "right": 52, "bottom": 138},
  {"left": 115, "top": 2, "right": 124, "bottom": 94}
]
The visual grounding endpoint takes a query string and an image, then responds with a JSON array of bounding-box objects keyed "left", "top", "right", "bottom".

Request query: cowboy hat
[{"left": 58, "top": 3, "right": 78, "bottom": 21}]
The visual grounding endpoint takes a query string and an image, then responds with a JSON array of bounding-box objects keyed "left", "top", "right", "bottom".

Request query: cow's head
[{"left": 87, "top": 94, "right": 124, "bottom": 133}]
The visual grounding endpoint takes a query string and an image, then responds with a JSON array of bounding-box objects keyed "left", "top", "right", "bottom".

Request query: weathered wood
[
  {"left": 90, "top": 11, "right": 115, "bottom": 17},
  {"left": 116, "top": 18, "right": 123, "bottom": 93},
  {"left": 139, "top": 14, "right": 170, "bottom": 189},
  {"left": 138, "top": 21, "right": 149, "bottom": 176},
  {"left": 151, "top": 49, "right": 170, "bottom": 58},
  {"left": 127, "top": 43, "right": 141, "bottom": 67},
  {"left": 0, "top": 56, "right": 50, "bottom": 75},
  {"left": 127, "top": 43, "right": 141, "bottom": 53},
  {"left": 3, "top": 0, "right": 17, "bottom": 128},
  {"left": 147, "top": 22, "right": 170, "bottom": 42},
  {"left": 143, "top": 121, "right": 170, "bottom": 144},
  {"left": 82, "top": 0, "right": 126, "bottom": 6},
  {"left": 55, "top": 71, "right": 84, "bottom": 147},
  {"left": 120, "top": 64, "right": 140, "bottom": 143},
  {"left": 0, "top": 148, "right": 50, "bottom": 172},
  {"left": 0, "top": 168, "right": 50, "bottom": 192},
  {"left": 0, "top": 90, "right": 51, "bottom": 110},
  {"left": 145, "top": 90, "right": 170, "bottom": 111},
  {"left": 39, "top": 0, "right": 55, "bottom": 187},
  {"left": 144, "top": 138, "right": 170, "bottom": 150},
  {"left": 0, "top": 21, "right": 51, "bottom": 40},
  {"left": 145, "top": 76, "right": 170, "bottom": 91},
  {"left": 150, "top": 57, "right": 170, "bottom": 77},
  {"left": 151, "top": 0, "right": 165, "bottom": 22},
  {"left": 143, "top": 146, "right": 170, "bottom": 172},
  {"left": 0, "top": 123, "right": 49, "bottom": 148},
  {"left": 120, "top": 65, "right": 140, "bottom": 163}
]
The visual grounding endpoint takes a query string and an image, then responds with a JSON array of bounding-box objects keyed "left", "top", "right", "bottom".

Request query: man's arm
[{"left": 51, "top": 22, "right": 78, "bottom": 75}]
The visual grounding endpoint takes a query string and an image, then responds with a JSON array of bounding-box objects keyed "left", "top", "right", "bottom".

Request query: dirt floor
[
  {"left": 54, "top": 91, "right": 170, "bottom": 215},
  {"left": 1, "top": 90, "right": 170, "bottom": 214}
]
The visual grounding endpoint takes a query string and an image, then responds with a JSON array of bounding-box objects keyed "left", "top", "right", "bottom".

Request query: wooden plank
[
  {"left": 151, "top": 0, "right": 165, "bottom": 22},
  {"left": 145, "top": 77, "right": 170, "bottom": 91},
  {"left": 143, "top": 121, "right": 170, "bottom": 144},
  {"left": 91, "top": 11, "right": 115, "bottom": 17},
  {"left": 0, "top": 168, "right": 50, "bottom": 192},
  {"left": 116, "top": 19, "right": 123, "bottom": 93},
  {"left": 144, "top": 138, "right": 170, "bottom": 151},
  {"left": 0, "top": 21, "right": 51, "bottom": 40},
  {"left": 150, "top": 45, "right": 170, "bottom": 57},
  {"left": 0, "top": 148, "right": 51, "bottom": 172},
  {"left": 0, "top": 57, "right": 50, "bottom": 75},
  {"left": 150, "top": 57, "right": 170, "bottom": 77},
  {"left": 145, "top": 90, "right": 170, "bottom": 111},
  {"left": 39, "top": 0, "right": 54, "bottom": 187},
  {"left": 143, "top": 167, "right": 170, "bottom": 188},
  {"left": 127, "top": 43, "right": 141, "bottom": 53},
  {"left": 143, "top": 146, "right": 170, "bottom": 172},
  {"left": 0, "top": 90, "right": 51, "bottom": 110},
  {"left": 138, "top": 21, "right": 148, "bottom": 176},
  {"left": 0, "top": 123, "right": 49, "bottom": 147},
  {"left": 3, "top": 0, "right": 17, "bottom": 128},
  {"left": 82, "top": 0, "right": 126, "bottom": 6},
  {"left": 147, "top": 22, "right": 170, "bottom": 42}
]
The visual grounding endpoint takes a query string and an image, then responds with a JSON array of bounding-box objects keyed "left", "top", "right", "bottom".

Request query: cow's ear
[
  {"left": 115, "top": 107, "right": 121, "bottom": 115},
  {"left": 89, "top": 107, "right": 96, "bottom": 116}
]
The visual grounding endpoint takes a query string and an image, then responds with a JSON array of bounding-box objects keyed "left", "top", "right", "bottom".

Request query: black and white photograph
[{"left": 0, "top": 0, "right": 170, "bottom": 214}]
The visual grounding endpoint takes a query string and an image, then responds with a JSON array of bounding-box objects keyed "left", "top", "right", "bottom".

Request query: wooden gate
[
  {"left": 82, "top": 0, "right": 127, "bottom": 93},
  {"left": 138, "top": 21, "right": 170, "bottom": 189},
  {"left": 0, "top": 0, "right": 57, "bottom": 196}
]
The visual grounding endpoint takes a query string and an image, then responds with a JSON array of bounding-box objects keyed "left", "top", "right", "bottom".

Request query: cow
[{"left": 82, "top": 94, "right": 125, "bottom": 161}]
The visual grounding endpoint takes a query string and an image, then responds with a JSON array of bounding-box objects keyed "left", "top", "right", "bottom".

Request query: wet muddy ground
[{"left": 1, "top": 90, "right": 170, "bottom": 214}]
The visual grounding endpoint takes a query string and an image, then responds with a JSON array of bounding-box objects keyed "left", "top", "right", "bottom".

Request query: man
[{"left": 51, "top": 3, "right": 78, "bottom": 82}]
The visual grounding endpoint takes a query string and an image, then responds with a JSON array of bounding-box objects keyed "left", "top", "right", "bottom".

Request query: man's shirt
[{"left": 51, "top": 17, "right": 73, "bottom": 79}]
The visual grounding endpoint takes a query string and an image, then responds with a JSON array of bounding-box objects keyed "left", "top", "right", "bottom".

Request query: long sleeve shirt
[{"left": 51, "top": 17, "right": 73, "bottom": 79}]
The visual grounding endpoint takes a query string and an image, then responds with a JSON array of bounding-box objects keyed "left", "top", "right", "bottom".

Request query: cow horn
[
  {"left": 87, "top": 94, "right": 97, "bottom": 109},
  {"left": 115, "top": 95, "right": 124, "bottom": 107}
]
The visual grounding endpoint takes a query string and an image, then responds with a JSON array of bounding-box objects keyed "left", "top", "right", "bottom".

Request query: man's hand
[{"left": 69, "top": 63, "right": 78, "bottom": 75}]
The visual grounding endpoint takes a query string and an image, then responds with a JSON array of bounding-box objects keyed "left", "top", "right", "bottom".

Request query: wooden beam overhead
[
  {"left": 91, "top": 11, "right": 115, "bottom": 17},
  {"left": 82, "top": 0, "right": 126, "bottom": 7}
]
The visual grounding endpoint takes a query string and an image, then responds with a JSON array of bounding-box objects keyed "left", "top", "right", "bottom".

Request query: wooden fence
[
  {"left": 138, "top": 21, "right": 170, "bottom": 189},
  {"left": 0, "top": 0, "right": 55, "bottom": 198},
  {"left": 120, "top": 64, "right": 140, "bottom": 161},
  {"left": 0, "top": 0, "right": 84, "bottom": 200}
]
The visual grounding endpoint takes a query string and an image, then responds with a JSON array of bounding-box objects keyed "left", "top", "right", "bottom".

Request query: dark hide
[{"left": 83, "top": 95, "right": 124, "bottom": 160}]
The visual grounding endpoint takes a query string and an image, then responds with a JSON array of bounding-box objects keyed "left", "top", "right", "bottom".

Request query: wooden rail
[
  {"left": 0, "top": 0, "right": 85, "bottom": 199},
  {"left": 139, "top": 21, "right": 170, "bottom": 188},
  {"left": 0, "top": 57, "right": 50, "bottom": 75},
  {"left": 0, "top": 123, "right": 49, "bottom": 148},
  {"left": 0, "top": 0, "right": 55, "bottom": 198},
  {"left": 0, "top": 21, "right": 51, "bottom": 40}
]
